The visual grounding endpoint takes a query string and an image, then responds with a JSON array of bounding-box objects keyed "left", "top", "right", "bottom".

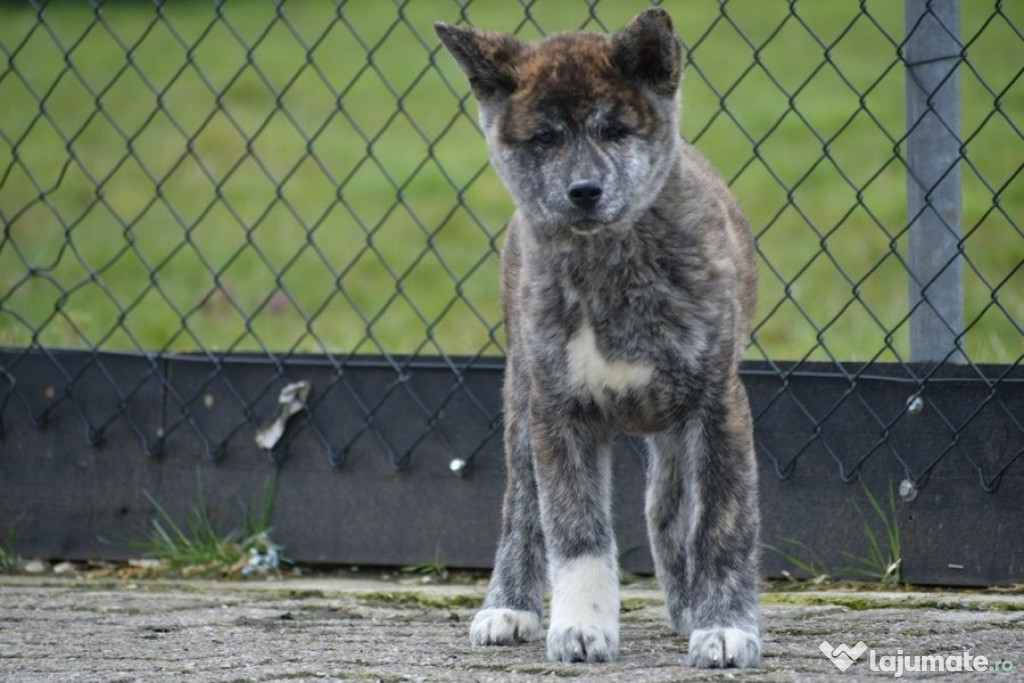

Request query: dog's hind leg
[
  {"left": 469, "top": 356, "right": 546, "bottom": 646},
  {"left": 644, "top": 429, "right": 693, "bottom": 635}
]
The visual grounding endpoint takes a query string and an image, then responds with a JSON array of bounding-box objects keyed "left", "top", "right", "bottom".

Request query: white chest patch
[{"left": 565, "top": 323, "right": 654, "bottom": 397}]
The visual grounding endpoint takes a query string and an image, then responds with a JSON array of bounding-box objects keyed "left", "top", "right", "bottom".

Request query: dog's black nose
[{"left": 568, "top": 180, "right": 603, "bottom": 208}]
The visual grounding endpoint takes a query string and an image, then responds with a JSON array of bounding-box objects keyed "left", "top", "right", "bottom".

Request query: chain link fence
[{"left": 1, "top": 1, "right": 1021, "bottom": 501}]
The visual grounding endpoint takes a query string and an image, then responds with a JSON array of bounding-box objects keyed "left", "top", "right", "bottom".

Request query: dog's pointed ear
[
  {"left": 434, "top": 23, "right": 523, "bottom": 101},
  {"left": 612, "top": 8, "right": 682, "bottom": 96}
]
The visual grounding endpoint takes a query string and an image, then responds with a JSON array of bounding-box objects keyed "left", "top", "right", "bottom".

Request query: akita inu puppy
[{"left": 436, "top": 8, "right": 760, "bottom": 668}]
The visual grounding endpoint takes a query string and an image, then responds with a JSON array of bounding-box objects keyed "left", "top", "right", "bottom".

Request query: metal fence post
[{"left": 904, "top": 0, "right": 964, "bottom": 363}]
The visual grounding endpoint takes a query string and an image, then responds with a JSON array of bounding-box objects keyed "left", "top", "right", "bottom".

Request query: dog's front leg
[
  {"left": 470, "top": 356, "right": 546, "bottom": 646},
  {"left": 531, "top": 402, "right": 619, "bottom": 663}
]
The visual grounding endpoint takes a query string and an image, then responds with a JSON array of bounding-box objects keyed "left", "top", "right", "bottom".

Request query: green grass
[
  {"left": 0, "top": 515, "right": 23, "bottom": 573},
  {"left": 0, "top": 1, "right": 1020, "bottom": 361},
  {"left": 400, "top": 544, "right": 450, "bottom": 582},
  {"left": 840, "top": 481, "right": 902, "bottom": 586},
  {"left": 132, "top": 470, "right": 280, "bottom": 578},
  {"left": 766, "top": 480, "right": 902, "bottom": 587}
]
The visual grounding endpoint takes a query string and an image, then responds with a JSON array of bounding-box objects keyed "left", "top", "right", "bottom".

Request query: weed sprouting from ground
[
  {"left": 0, "top": 516, "right": 23, "bottom": 573},
  {"left": 400, "top": 545, "right": 449, "bottom": 583},
  {"left": 841, "top": 481, "right": 902, "bottom": 585},
  {"left": 766, "top": 480, "right": 902, "bottom": 588},
  {"left": 764, "top": 537, "right": 833, "bottom": 587},
  {"left": 135, "top": 470, "right": 283, "bottom": 578}
]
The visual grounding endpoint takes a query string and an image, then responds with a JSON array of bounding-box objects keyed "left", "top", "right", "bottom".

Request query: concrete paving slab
[{"left": 0, "top": 576, "right": 1021, "bottom": 681}]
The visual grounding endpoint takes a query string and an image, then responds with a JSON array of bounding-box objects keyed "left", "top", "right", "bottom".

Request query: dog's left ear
[{"left": 612, "top": 8, "right": 682, "bottom": 96}]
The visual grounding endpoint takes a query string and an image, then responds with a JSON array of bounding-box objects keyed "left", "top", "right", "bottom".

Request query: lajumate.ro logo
[{"left": 820, "top": 640, "right": 1015, "bottom": 677}]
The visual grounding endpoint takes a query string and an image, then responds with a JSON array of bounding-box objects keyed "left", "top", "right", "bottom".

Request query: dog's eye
[
  {"left": 599, "top": 121, "right": 630, "bottom": 141},
  {"left": 531, "top": 128, "right": 561, "bottom": 146}
]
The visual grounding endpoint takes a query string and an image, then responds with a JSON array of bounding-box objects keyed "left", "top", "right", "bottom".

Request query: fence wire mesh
[{"left": 0, "top": 1, "right": 1021, "bottom": 492}]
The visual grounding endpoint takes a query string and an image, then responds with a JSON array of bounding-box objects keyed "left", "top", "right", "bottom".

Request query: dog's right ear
[{"left": 434, "top": 23, "right": 523, "bottom": 101}]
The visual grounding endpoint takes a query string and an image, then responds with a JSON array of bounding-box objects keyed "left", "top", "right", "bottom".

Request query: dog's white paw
[
  {"left": 687, "top": 626, "right": 760, "bottom": 668},
  {"left": 546, "top": 622, "right": 619, "bottom": 663},
  {"left": 469, "top": 608, "right": 541, "bottom": 646},
  {"left": 545, "top": 554, "right": 620, "bottom": 663}
]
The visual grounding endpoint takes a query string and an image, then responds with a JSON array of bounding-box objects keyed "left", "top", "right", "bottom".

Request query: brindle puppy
[{"left": 436, "top": 8, "right": 760, "bottom": 668}]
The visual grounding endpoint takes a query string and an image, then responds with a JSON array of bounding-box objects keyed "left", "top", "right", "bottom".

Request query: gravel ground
[{"left": 1, "top": 575, "right": 1021, "bottom": 682}]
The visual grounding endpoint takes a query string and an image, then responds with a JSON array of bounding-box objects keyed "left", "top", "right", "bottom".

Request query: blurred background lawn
[{"left": 0, "top": 1, "right": 1020, "bottom": 363}]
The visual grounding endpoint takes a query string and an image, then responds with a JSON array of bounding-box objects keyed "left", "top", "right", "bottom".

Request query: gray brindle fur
[{"left": 435, "top": 8, "right": 761, "bottom": 668}]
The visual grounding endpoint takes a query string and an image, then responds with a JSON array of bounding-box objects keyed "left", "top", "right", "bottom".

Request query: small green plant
[
  {"left": 763, "top": 537, "right": 832, "bottom": 586},
  {"left": 766, "top": 480, "right": 902, "bottom": 587},
  {"left": 400, "top": 545, "right": 449, "bottom": 583},
  {"left": 135, "top": 470, "right": 281, "bottom": 577},
  {"left": 840, "top": 480, "right": 902, "bottom": 585},
  {"left": 0, "top": 516, "right": 23, "bottom": 572}
]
